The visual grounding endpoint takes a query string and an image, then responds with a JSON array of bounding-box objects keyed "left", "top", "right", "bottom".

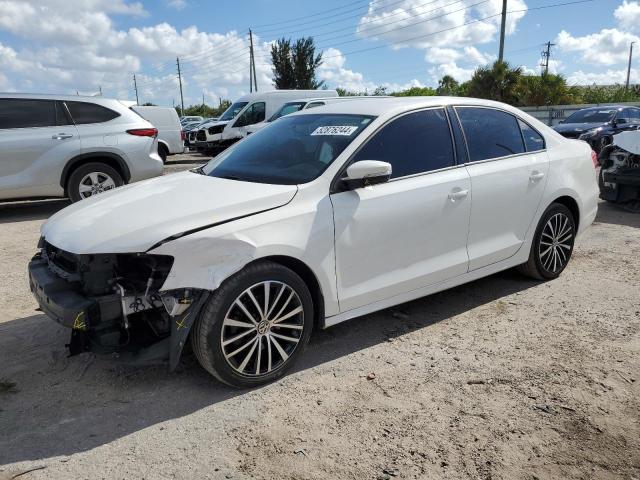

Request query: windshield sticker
[{"left": 311, "top": 125, "right": 358, "bottom": 136}]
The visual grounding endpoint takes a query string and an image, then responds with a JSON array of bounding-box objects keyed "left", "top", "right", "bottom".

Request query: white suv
[{"left": 0, "top": 94, "right": 163, "bottom": 202}]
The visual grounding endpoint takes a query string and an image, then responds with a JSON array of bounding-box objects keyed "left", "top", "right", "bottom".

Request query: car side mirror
[
  {"left": 615, "top": 118, "right": 627, "bottom": 126},
  {"left": 343, "top": 160, "right": 392, "bottom": 190}
]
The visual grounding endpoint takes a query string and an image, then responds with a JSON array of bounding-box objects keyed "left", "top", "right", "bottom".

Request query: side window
[
  {"left": 352, "top": 108, "right": 454, "bottom": 178},
  {"left": 0, "top": 99, "right": 57, "bottom": 129},
  {"left": 235, "top": 102, "right": 266, "bottom": 127},
  {"left": 305, "top": 102, "right": 325, "bottom": 109},
  {"left": 456, "top": 107, "right": 525, "bottom": 161},
  {"left": 518, "top": 119, "right": 545, "bottom": 152},
  {"left": 65, "top": 101, "right": 120, "bottom": 124}
]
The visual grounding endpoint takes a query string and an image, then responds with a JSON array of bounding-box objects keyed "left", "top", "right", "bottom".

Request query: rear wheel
[
  {"left": 518, "top": 203, "right": 576, "bottom": 280},
  {"left": 191, "top": 261, "right": 314, "bottom": 388},
  {"left": 67, "top": 162, "right": 123, "bottom": 202}
]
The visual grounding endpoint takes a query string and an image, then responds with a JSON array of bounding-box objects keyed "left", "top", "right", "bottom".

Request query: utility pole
[
  {"left": 176, "top": 57, "right": 185, "bottom": 116},
  {"left": 249, "top": 29, "right": 258, "bottom": 92},
  {"left": 626, "top": 41, "right": 635, "bottom": 91},
  {"left": 133, "top": 74, "right": 139, "bottom": 105},
  {"left": 540, "top": 41, "right": 555, "bottom": 75},
  {"left": 498, "top": 0, "right": 507, "bottom": 62}
]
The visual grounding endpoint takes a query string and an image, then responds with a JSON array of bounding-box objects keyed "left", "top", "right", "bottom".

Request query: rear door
[
  {"left": 0, "top": 98, "right": 79, "bottom": 197},
  {"left": 455, "top": 106, "right": 549, "bottom": 270},
  {"left": 64, "top": 100, "right": 122, "bottom": 151}
]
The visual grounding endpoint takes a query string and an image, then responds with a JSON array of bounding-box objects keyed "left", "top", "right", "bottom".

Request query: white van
[
  {"left": 193, "top": 90, "right": 337, "bottom": 155},
  {"left": 133, "top": 106, "right": 184, "bottom": 161}
]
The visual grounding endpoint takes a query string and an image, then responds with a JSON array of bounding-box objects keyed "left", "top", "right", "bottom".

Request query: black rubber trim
[{"left": 60, "top": 152, "right": 131, "bottom": 187}]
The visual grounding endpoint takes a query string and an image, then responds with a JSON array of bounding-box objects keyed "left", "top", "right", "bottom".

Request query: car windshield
[
  {"left": 201, "top": 114, "right": 375, "bottom": 185},
  {"left": 268, "top": 102, "right": 307, "bottom": 122},
  {"left": 219, "top": 102, "right": 249, "bottom": 121},
  {"left": 565, "top": 109, "right": 617, "bottom": 123}
]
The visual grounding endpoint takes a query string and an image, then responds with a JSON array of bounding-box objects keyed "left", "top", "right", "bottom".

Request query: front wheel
[
  {"left": 518, "top": 203, "right": 576, "bottom": 280},
  {"left": 191, "top": 261, "right": 314, "bottom": 388}
]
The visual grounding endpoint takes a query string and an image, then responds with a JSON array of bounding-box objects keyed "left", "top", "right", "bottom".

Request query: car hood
[
  {"left": 553, "top": 122, "right": 606, "bottom": 135},
  {"left": 41, "top": 171, "right": 298, "bottom": 254}
]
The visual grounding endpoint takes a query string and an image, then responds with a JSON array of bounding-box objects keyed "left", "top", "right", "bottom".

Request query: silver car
[{"left": 0, "top": 94, "right": 163, "bottom": 202}]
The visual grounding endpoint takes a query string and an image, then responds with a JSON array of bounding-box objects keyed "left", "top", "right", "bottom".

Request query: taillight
[
  {"left": 127, "top": 128, "right": 158, "bottom": 138},
  {"left": 180, "top": 130, "right": 186, "bottom": 141},
  {"left": 591, "top": 150, "right": 598, "bottom": 168}
]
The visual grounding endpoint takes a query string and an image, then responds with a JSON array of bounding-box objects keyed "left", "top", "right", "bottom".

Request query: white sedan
[{"left": 29, "top": 97, "right": 599, "bottom": 388}]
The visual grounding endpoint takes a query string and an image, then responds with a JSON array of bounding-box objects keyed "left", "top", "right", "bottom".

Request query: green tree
[
  {"left": 391, "top": 86, "right": 437, "bottom": 97},
  {"left": 176, "top": 101, "right": 232, "bottom": 118},
  {"left": 515, "top": 73, "right": 579, "bottom": 107},
  {"left": 436, "top": 75, "right": 460, "bottom": 96},
  {"left": 467, "top": 60, "right": 522, "bottom": 104},
  {"left": 574, "top": 84, "right": 640, "bottom": 104},
  {"left": 271, "top": 37, "right": 323, "bottom": 89}
]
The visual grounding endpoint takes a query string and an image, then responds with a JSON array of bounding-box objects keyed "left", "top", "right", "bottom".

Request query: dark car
[{"left": 553, "top": 106, "right": 640, "bottom": 153}]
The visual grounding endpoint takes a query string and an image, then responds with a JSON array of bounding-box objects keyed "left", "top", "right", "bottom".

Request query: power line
[{"left": 251, "top": 0, "right": 371, "bottom": 29}]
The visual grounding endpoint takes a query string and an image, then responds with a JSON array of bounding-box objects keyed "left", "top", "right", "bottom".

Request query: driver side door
[{"left": 330, "top": 108, "right": 471, "bottom": 312}]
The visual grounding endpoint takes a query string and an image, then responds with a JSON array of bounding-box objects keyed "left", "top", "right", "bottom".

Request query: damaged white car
[
  {"left": 29, "top": 97, "right": 599, "bottom": 388},
  {"left": 598, "top": 130, "right": 640, "bottom": 212}
]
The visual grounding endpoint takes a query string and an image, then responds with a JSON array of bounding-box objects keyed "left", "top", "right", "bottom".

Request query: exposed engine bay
[
  {"left": 28, "top": 239, "right": 207, "bottom": 369},
  {"left": 599, "top": 131, "right": 640, "bottom": 213}
]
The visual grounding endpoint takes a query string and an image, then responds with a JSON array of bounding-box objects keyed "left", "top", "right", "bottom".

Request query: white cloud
[
  {"left": 567, "top": 68, "right": 639, "bottom": 85},
  {"left": 0, "top": 1, "right": 264, "bottom": 104},
  {"left": 556, "top": 28, "right": 639, "bottom": 66},
  {"left": 428, "top": 62, "right": 476, "bottom": 82},
  {"left": 356, "top": 0, "right": 527, "bottom": 50},
  {"left": 615, "top": 0, "right": 640, "bottom": 31},
  {"left": 166, "top": 0, "right": 187, "bottom": 10}
]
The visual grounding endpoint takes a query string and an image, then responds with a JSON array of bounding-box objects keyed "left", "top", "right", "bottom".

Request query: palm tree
[
  {"left": 467, "top": 61, "right": 522, "bottom": 104},
  {"left": 515, "top": 73, "right": 578, "bottom": 107}
]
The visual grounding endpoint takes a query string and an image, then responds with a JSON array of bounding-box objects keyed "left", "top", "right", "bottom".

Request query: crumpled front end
[{"left": 28, "top": 238, "right": 206, "bottom": 368}]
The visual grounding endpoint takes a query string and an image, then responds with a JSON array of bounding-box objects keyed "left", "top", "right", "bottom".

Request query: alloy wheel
[
  {"left": 538, "top": 212, "right": 574, "bottom": 274},
  {"left": 78, "top": 172, "right": 116, "bottom": 198},
  {"left": 220, "top": 281, "right": 304, "bottom": 377}
]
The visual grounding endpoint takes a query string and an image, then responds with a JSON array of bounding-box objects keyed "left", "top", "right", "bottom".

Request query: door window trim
[
  {"left": 453, "top": 105, "right": 547, "bottom": 165},
  {"left": 330, "top": 106, "right": 461, "bottom": 193}
]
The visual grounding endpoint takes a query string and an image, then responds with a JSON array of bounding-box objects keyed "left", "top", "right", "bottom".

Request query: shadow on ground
[{"left": 595, "top": 201, "right": 640, "bottom": 228}]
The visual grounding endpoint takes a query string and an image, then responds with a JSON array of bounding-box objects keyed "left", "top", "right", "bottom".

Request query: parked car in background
[
  {"left": 553, "top": 105, "right": 640, "bottom": 153},
  {"left": 180, "top": 115, "right": 203, "bottom": 125},
  {"left": 243, "top": 95, "right": 390, "bottom": 136},
  {"left": 192, "top": 90, "right": 338, "bottom": 155},
  {"left": 133, "top": 106, "right": 184, "bottom": 162},
  {"left": 0, "top": 94, "right": 163, "bottom": 202},
  {"left": 29, "top": 96, "right": 598, "bottom": 387}
]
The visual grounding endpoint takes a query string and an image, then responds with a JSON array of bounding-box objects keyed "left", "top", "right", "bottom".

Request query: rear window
[
  {"left": 66, "top": 101, "right": 120, "bottom": 124},
  {"left": 456, "top": 107, "right": 525, "bottom": 161},
  {"left": 0, "top": 98, "right": 57, "bottom": 129}
]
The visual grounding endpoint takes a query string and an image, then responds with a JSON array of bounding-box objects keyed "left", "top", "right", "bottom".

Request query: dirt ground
[{"left": 0, "top": 157, "right": 638, "bottom": 479}]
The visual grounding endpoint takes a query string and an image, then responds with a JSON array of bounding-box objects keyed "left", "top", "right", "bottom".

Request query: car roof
[
  {"left": 289, "top": 96, "right": 523, "bottom": 118},
  {"left": 577, "top": 106, "right": 625, "bottom": 112}
]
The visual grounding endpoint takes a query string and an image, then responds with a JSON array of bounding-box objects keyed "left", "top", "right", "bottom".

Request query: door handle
[
  {"left": 52, "top": 133, "right": 73, "bottom": 140},
  {"left": 529, "top": 171, "right": 545, "bottom": 182},
  {"left": 448, "top": 188, "right": 469, "bottom": 201}
]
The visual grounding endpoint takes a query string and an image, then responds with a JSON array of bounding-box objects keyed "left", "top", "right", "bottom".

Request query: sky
[{"left": 0, "top": 0, "right": 635, "bottom": 108}]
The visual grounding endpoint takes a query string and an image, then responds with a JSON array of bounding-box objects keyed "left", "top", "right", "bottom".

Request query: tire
[
  {"left": 158, "top": 143, "right": 168, "bottom": 163},
  {"left": 67, "top": 162, "right": 124, "bottom": 202},
  {"left": 517, "top": 203, "right": 576, "bottom": 280},
  {"left": 191, "top": 261, "right": 314, "bottom": 388}
]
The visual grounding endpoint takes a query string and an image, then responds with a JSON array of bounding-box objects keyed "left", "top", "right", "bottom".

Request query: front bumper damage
[{"left": 28, "top": 241, "right": 207, "bottom": 370}]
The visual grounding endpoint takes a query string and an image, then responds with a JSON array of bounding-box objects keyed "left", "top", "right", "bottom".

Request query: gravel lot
[{"left": 0, "top": 158, "right": 638, "bottom": 480}]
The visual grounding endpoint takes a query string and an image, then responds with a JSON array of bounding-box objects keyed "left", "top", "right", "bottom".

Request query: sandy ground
[{"left": 0, "top": 158, "right": 638, "bottom": 479}]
